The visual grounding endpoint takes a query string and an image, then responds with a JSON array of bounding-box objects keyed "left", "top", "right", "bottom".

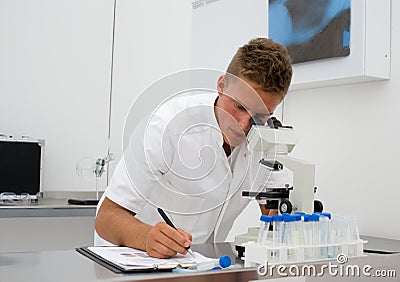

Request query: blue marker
[{"left": 173, "top": 256, "right": 232, "bottom": 273}]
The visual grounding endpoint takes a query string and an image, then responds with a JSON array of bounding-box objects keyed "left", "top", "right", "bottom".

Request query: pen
[{"left": 157, "top": 207, "right": 195, "bottom": 257}]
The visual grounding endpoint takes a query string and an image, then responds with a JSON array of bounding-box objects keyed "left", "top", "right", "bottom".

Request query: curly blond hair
[{"left": 226, "top": 38, "right": 292, "bottom": 96}]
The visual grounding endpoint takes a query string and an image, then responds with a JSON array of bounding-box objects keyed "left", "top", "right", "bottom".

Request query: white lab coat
[{"left": 95, "top": 93, "right": 287, "bottom": 245}]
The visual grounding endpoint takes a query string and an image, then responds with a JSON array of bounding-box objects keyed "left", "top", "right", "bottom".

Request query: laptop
[{"left": 0, "top": 135, "right": 44, "bottom": 204}]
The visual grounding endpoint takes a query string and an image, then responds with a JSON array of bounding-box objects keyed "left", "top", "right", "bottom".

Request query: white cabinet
[{"left": 290, "top": 0, "right": 391, "bottom": 90}]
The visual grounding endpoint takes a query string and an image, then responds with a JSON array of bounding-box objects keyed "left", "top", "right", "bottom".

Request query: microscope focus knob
[
  {"left": 314, "top": 200, "right": 324, "bottom": 213},
  {"left": 279, "top": 200, "right": 293, "bottom": 214}
]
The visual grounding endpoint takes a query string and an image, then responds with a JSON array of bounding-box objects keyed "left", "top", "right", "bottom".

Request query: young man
[{"left": 95, "top": 38, "right": 293, "bottom": 258}]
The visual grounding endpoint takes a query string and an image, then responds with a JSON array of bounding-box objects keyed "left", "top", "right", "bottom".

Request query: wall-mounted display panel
[{"left": 287, "top": 0, "right": 391, "bottom": 90}]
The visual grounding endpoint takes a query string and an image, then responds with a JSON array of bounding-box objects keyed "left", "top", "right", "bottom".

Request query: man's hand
[
  {"left": 95, "top": 197, "right": 193, "bottom": 258},
  {"left": 145, "top": 222, "right": 192, "bottom": 258}
]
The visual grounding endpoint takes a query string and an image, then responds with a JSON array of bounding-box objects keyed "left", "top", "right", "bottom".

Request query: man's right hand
[
  {"left": 145, "top": 222, "right": 192, "bottom": 258},
  {"left": 95, "top": 197, "right": 193, "bottom": 258}
]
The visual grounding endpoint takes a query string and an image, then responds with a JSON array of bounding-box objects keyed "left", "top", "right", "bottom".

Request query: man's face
[{"left": 215, "top": 75, "right": 283, "bottom": 147}]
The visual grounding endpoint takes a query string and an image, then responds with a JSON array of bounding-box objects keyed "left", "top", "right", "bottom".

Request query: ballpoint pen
[{"left": 157, "top": 207, "right": 195, "bottom": 257}]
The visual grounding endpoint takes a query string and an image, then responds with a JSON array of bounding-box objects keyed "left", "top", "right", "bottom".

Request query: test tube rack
[{"left": 243, "top": 239, "right": 367, "bottom": 267}]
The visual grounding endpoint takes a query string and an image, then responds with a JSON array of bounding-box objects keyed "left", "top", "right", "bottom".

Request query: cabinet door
[{"left": 0, "top": 0, "right": 114, "bottom": 191}]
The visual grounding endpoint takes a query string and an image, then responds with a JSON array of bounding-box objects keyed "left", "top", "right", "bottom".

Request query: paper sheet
[{"left": 88, "top": 246, "right": 214, "bottom": 269}]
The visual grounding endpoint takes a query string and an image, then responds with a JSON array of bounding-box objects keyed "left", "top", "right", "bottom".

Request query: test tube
[
  {"left": 282, "top": 215, "right": 296, "bottom": 245},
  {"left": 345, "top": 215, "right": 360, "bottom": 257},
  {"left": 327, "top": 214, "right": 343, "bottom": 258},
  {"left": 272, "top": 215, "right": 283, "bottom": 246},
  {"left": 292, "top": 213, "right": 302, "bottom": 246},
  {"left": 303, "top": 214, "right": 319, "bottom": 260},
  {"left": 271, "top": 215, "right": 283, "bottom": 261},
  {"left": 293, "top": 212, "right": 305, "bottom": 245},
  {"left": 282, "top": 214, "right": 297, "bottom": 262},
  {"left": 302, "top": 215, "right": 311, "bottom": 244},
  {"left": 311, "top": 214, "right": 320, "bottom": 259},
  {"left": 257, "top": 215, "right": 273, "bottom": 245},
  {"left": 346, "top": 215, "right": 360, "bottom": 241},
  {"left": 316, "top": 213, "right": 330, "bottom": 259}
]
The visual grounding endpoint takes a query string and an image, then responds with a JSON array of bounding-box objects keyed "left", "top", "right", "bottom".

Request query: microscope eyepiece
[{"left": 267, "top": 117, "right": 282, "bottom": 128}]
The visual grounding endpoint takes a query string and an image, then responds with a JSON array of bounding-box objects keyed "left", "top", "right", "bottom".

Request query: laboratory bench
[
  {"left": 0, "top": 197, "right": 96, "bottom": 218},
  {"left": 0, "top": 239, "right": 399, "bottom": 282},
  {"left": 0, "top": 192, "right": 97, "bottom": 252}
]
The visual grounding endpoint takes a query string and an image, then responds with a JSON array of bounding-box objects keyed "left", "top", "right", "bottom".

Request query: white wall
[
  {"left": 191, "top": 0, "right": 267, "bottom": 72},
  {"left": 108, "top": 0, "right": 192, "bottom": 174},
  {"left": 0, "top": 0, "right": 113, "bottom": 191},
  {"left": 0, "top": 0, "right": 191, "bottom": 192}
]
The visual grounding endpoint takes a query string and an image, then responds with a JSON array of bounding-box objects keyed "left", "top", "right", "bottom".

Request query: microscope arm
[{"left": 276, "top": 155, "right": 315, "bottom": 213}]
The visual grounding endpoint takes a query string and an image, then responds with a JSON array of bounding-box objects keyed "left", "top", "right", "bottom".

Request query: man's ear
[{"left": 217, "top": 75, "right": 226, "bottom": 95}]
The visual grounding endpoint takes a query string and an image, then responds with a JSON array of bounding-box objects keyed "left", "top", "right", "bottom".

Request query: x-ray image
[{"left": 269, "top": 0, "right": 351, "bottom": 64}]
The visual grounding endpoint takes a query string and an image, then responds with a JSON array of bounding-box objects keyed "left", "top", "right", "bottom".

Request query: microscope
[
  {"left": 235, "top": 117, "right": 323, "bottom": 250},
  {"left": 243, "top": 117, "right": 323, "bottom": 214},
  {"left": 236, "top": 121, "right": 366, "bottom": 265}
]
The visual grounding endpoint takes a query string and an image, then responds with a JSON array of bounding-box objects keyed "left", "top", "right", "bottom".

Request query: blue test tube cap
[
  {"left": 293, "top": 214, "right": 302, "bottom": 221},
  {"left": 283, "top": 214, "right": 296, "bottom": 222},
  {"left": 293, "top": 212, "right": 305, "bottom": 221},
  {"left": 321, "top": 212, "right": 332, "bottom": 219},
  {"left": 260, "top": 215, "right": 273, "bottom": 222},
  {"left": 303, "top": 214, "right": 313, "bottom": 222},
  {"left": 218, "top": 255, "right": 231, "bottom": 268},
  {"left": 272, "top": 215, "right": 283, "bottom": 222},
  {"left": 313, "top": 213, "right": 321, "bottom": 218}
]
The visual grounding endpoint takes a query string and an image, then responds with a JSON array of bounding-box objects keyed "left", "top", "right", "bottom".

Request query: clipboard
[{"left": 76, "top": 246, "right": 208, "bottom": 273}]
